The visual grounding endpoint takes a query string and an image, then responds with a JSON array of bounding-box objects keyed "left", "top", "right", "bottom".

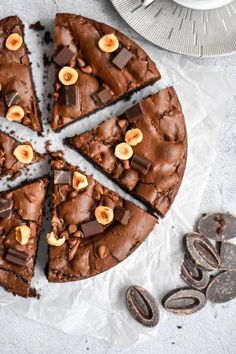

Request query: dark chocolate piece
[
  {"left": 81, "top": 220, "right": 104, "bottom": 238},
  {"left": 54, "top": 170, "right": 72, "bottom": 185},
  {"left": 220, "top": 242, "right": 236, "bottom": 270},
  {"left": 67, "top": 87, "right": 187, "bottom": 217},
  {"left": 198, "top": 213, "right": 236, "bottom": 241},
  {"left": 53, "top": 46, "right": 74, "bottom": 67},
  {"left": 206, "top": 270, "right": 236, "bottom": 303},
  {"left": 0, "top": 178, "right": 48, "bottom": 297},
  {"left": 92, "top": 87, "right": 112, "bottom": 105},
  {"left": 5, "top": 248, "right": 28, "bottom": 267},
  {"left": 130, "top": 154, "right": 152, "bottom": 176},
  {"left": 48, "top": 153, "right": 157, "bottom": 283},
  {"left": 112, "top": 47, "right": 133, "bottom": 70},
  {"left": 184, "top": 232, "right": 220, "bottom": 271},
  {"left": 162, "top": 288, "right": 207, "bottom": 315},
  {"left": 0, "top": 16, "right": 42, "bottom": 132},
  {"left": 64, "top": 85, "right": 77, "bottom": 106},
  {"left": 51, "top": 13, "right": 161, "bottom": 130},
  {"left": 4, "top": 90, "right": 20, "bottom": 107},
  {"left": 0, "top": 198, "right": 13, "bottom": 218},
  {"left": 126, "top": 286, "right": 159, "bottom": 327},
  {"left": 125, "top": 104, "right": 143, "bottom": 123},
  {"left": 181, "top": 254, "right": 210, "bottom": 290},
  {"left": 114, "top": 207, "right": 132, "bottom": 225}
]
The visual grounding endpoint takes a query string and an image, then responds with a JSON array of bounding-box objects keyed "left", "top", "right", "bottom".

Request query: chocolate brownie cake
[
  {"left": 0, "top": 16, "right": 41, "bottom": 132},
  {"left": 51, "top": 13, "right": 161, "bottom": 131},
  {"left": 67, "top": 87, "right": 187, "bottom": 216},
  {"left": 0, "top": 177, "right": 48, "bottom": 297},
  {"left": 0, "top": 131, "right": 44, "bottom": 180},
  {"left": 47, "top": 152, "right": 157, "bottom": 282}
]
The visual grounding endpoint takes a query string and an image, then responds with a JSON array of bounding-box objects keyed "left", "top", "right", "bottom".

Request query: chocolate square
[
  {"left": 112, "top": 47, "right": 133, "bottom": 70},
  {"left": 5, "top": 248, "right": 28, "bottom": 266},
  {"left": 64, "top": 85, "right": 77, "bottom": 106},
  {"left": 54, "top": 170, "right": 72, "bottom": 185},
  {"left": 53, "top": 46, "right": 74, "bottom": 66},
  {"left": 0, "top": 198, "right": 13, "bottom": 218},
  {"left": 125, "top": 104, "right": 143, "bottom": 123},
  {"left": 114, "top": 207, "right": 132, "bottom": 225},
  {"left": 92, "top": 87, "right": 112, "bottom": 105},
  {"left": 4, "top": 91, "right": 20, "bottom": 107},
  {"left": 81, "top": 220, "right": 104, "bottom": 238},
  {"left": 130, "top": 154, "right": 152, "bottom": 176}
]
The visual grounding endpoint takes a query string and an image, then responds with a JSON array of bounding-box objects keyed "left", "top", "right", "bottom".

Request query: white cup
[{"left": 173, "top": 0, "right": 234, "bottom": 9}]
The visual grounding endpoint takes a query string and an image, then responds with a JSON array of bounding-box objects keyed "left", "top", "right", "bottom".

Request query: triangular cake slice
[
  {"left": 0, "top": 16, "right": 42, "bottom": 132},
  {"left": 51, "top": 13, "right": 161, "bottom": 131},
  {"left": 0, "top": 131, "right": 44, "bottom": 180},
  {"left": 67, "top": 87, "right": 187, "bottom": 217},
  {"left": 0, "top": 177, "right": 48, "bottom": 297},
  {"left": 47, "top": 152, "right": 156, "bottom": 282}
]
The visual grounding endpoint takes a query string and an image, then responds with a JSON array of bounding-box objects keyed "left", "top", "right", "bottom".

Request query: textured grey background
[{"left": 0, "top": 0, "right": 236, "bottom": 353}]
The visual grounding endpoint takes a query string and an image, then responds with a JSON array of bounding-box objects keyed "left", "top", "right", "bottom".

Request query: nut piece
[
  {"left": 125, "top": 128, "right": 143, "bottom": 146},
  {"left": 115, "top": 142, "right": 133, "bottom": 161},
  {"left": 6, "top": 105, "right": 24, "bottom": 122},
  {"left": 13, "top": 145, "right": 34, "bottom": 164},
  {"left": 98, "top": 34, "right": 119, "bottom": 53},
  {"left": 6, "top": 33, "right": 23, "bottom": 51},
  {"left": 15, "top": 225, "right": 31, "bottom": 245},
  {"left": 97, "top": 244, "right": 107, "bottom": 259},
  {"left": 95, "top": 206, "right": 114, "bottom": 225},
  {"left": 72, "top": 172, "right": 89, "bottom": 190},
  {"left": 58, "top": 66, "right": 78, "bottom": 86},
  {"left": 47, "top": 232, "right": 65, "bottom": 247}
]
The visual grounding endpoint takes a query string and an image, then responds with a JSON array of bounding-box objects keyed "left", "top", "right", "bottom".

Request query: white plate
[{"left": 111, "top": 0, "right": 236, "bottom": 57}]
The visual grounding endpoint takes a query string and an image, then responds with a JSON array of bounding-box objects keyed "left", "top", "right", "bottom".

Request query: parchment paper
[{"left": 0, "top": 0, "right": 233, "bottom": 347}]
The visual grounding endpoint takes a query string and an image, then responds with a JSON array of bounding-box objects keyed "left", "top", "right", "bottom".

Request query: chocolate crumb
[
  {"left": 29, "top": 21, "right": 45, "bottom": 31},
  {"left": 43, "top": 31, "right": 53, "bottom": 44}
]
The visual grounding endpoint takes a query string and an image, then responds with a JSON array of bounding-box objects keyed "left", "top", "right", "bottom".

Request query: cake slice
[
  {"left": 0, "top": 131, "right": 44, "bottom": 180},
  {"left": 51, "top": 13, "right": 161, "bottom": 131},
  {"left": 0, "top": 16, "right": 42, "bottom": 132},
  {"left": 67, "top": 87, "right": 187, "bottom": 217},
  {"left": 47, "top": 152, "right": 157, "bottom": 282},
  {"left": 0, "top": 177, "right": 48, "bottom": 297}
]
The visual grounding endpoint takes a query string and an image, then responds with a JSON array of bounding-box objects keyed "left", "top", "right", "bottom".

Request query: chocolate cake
[
  {"left": 67, "top": 87, "right": 187, "bottom": 216},
  {"left": 0, "top": 131, "right": 44, "bottom": 180},
  {"left": 0, "top": 177, "right": 48, "bottom": 297},
  {"left": 0, "top": 16, "right": 42, "bottom": 132},
  {"left": 47, "top": 152, "right": 157, "bottom": 282},
  {"left": 51, "top": 13, "right": 161, "bottom": 131}
]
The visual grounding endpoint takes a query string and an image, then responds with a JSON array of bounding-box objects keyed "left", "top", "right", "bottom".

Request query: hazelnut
[
  {"left": 15, "top": 225, "right": 30, "bottom": 245},
  {"left": 68, "top": 224, "right": 77, "bottom": 234},
  {"left": 6, "top": 33, "right": 23, "bottom": 51},
  {"left": 98, "top": 34, "right": 119, "bottom": 53},
  {"left": 68, "top": 241, "right": 80, "bottom": 261},
  {"left": 13, "top": 145, "right": 33, "bottom": 164},
  {"left": 115, "top": 142, "right": 133, "bottom": 161},
  {"left": 74, "top": 231, "right": 83, "bottom": 238},
  {"left": 117, "top": 119, "right": 127, "bottom": 129},
  {"left": 97, "top": 245, "right": 107, "bottom": 259},
  {"left": 125, "top": 128, "right": 143, "bottom": 146},
  {"left": 81, "top": 65, "right": 92, "bottom": 74},
  {"left": 72, "top": 171, "right": 88, "bottom": 190},
  {"left": 47, "top": 232, "right": 65, "bottom": 247},
  {"left": 58, "top": 66, "right": 78, "bottom": 86},
  {"left": 94, "top": 183, "right": 103, "bottom": 195},
  {"left": 92, "top": 190, "right": 101, "bottom": 201},
  {"left": 6, "top": 105, "right": 24, "bottom": 122},
  {"left": 77, "top": 57, "right": 86, "bottom": 68},
  {"left": 122, "top": 160, "right": 130, "bottom": 169},
  {"left": 95, "top": 206, "right": 114, "bottom": 225}
]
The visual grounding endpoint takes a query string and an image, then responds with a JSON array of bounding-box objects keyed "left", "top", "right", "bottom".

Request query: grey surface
[{"left": 0, "top": 0, "right": 236, "bottom": 353}]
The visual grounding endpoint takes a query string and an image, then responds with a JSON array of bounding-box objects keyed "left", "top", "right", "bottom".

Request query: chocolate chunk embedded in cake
[
  {"left": 67, "top": 87, "right": 187, "bottom": 216},
  {"left": 47, "top": 152, "right": 157, "bottom": 282}
]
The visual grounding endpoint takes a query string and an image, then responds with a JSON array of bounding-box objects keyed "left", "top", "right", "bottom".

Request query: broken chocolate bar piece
[
  {"left": 0, "top": 198, "right": 13, "bottom": 218},
  {"left": 92, "top": 88, "right": 112, "bottom": 105},
  {"left": 4, "top": 90, "right": 20, "bottom": 107},
  {"left": 112, "top": 47, "right": 133, "bottom": 70},
  {"left": 53, "top": 46, "right": 74, "bottom": 66},
  {"left": 81, "top": 220, "right": 104, "bottom": 238},
  {"left": 114, "top": 207, "right": 132, "bottom": 225},
  {"left": 54, "top": 170, "right": 72, "bottom": 185},
  {"left": 125, "top": 104, "right": 143, "bottom": 123},
  {"left": 130, "top": 154, "right": 152, "bottom": 176},
  {"left": 5, "top": 248, "right": 28, "bottom": 267},
  {"left": 64, "top": 85, "right": 77, "bottom": 106}
]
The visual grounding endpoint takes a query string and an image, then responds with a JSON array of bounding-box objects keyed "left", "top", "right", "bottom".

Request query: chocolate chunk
[
  {"left": 53, "top": 46, "right": 74, "bottom": 66},
  {"left": 181, "top": 254, "right": 210, "bottom": 290},
  {"left": 112, "top": 47, "right": 133, "bottom": 70},
  {"left": 64, "top": 85, "right": 77, "bottom": 106},
  {"left": 220, "top": 242, "right": 236, "bottom": 270},
  {"left": 206, "top": 270, "right": 236, "bottom": 303},
  {"left": 184, "top": 232, "right": 220, "bottom": 271},
  {"left": 124, "top": 104, "right": 143, "bottom": 123},
  {"left": 5, "top": 248, "right": 28, "bottom": 266},
  {"left": 114, "top": 207, "right": 132, "bottom": 225},
  {"left": 162, "top": 288, "right": 207, "bottom": 315},
  {"left": 81, "top": 220, "right": 104, "bottom": 238},
  {"left": 130, "top": 154, "right": 152, "bottom": 176},
  {"left": 54, "top": 170, "right": 72, "bottom": 185},
  {"left": 92, "top": 87, "right": 112, "bottom": 105},
  {"left": 29, "top": 21, "right": 45, "bottom": 31},
  {"left": 198, "top": 213, "right": 236, "bottom": 241},
  {"left": 4, "top": 90, "right": 20, "bottom": 107},
  {"left": 0, "top": 198, "right": 13, "bottom": 218},
  {"left": 126, "top": 286, "right": 159, "bottom": 327}
]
